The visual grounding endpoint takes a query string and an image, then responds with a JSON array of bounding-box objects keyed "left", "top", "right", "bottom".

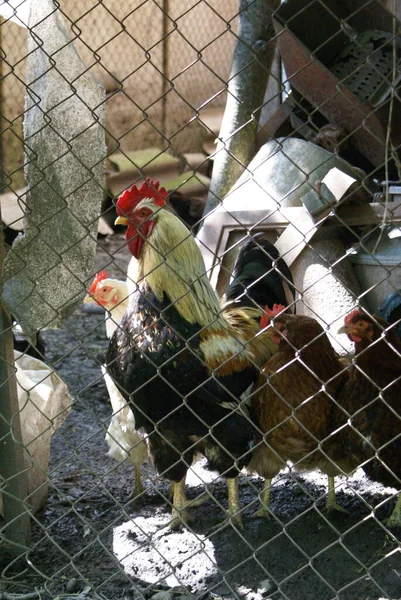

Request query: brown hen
[
  {"left": 337, "top": 310, "right": 401, "bottom": 527},
  {"left": 248, "top": 313, "right": 355, "bottom": 518}
]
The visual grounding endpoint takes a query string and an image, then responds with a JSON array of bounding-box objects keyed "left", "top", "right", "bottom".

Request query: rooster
[
  {"left": 248, "top": 312, "right": 354, "bottom": 518},
  {"left": 84, "top": 271, "right": 205, "bottom": 505},
  {"left": 84, "top": 271, "right": 149, "bottom": 499},
  {"left": 337, "top": 309, "right": 401, "bottom": 527},
  {"left": 106, "top": 178, "right": 293, "bottom": 528}
]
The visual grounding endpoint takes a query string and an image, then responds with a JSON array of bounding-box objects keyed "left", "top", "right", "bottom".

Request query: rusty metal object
[{"left": 273, "top": 0, "right": 401, "bottom": 168}]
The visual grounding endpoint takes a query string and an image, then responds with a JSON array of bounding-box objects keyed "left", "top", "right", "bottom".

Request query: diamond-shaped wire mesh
[{"left": 1, "top": 1, "right": 401, "bottom": 599}]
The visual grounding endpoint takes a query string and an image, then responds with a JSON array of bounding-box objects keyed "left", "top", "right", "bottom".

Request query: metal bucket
[{"left": 349, "top": 230, "right": 401, "bottom": 313}]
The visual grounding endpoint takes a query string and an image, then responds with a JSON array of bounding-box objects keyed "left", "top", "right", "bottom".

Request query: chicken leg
[
  {"left": 384, "top": 492, "right": 401, "bottom": 528},
  {"left": 226, "top": 477, "right": 243, "bottom": 528},
  {"left": 208, "top": 476, "right": 244, "bottom": 532},
  {"left": 325, "top": 476, "right": 348, "bottom": 514},
  {"left": 170, "top": 477, "right": 191, "bottom": 528},
  {"left": 128, "top": 466, "right": 145, "bottom": 500},
  {"left": 251, "top": 478, "right": 272, "bottom": 519},
  {"left": 169, "top": 477, "right": 209, "bottom": 529}
]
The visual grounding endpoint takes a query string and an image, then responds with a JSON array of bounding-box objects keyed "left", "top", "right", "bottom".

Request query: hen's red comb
[
  {"left": 88, "top": 270, "right": 109, "bottom": 294},
  {"left": 116, "top": 178, "right": 168, "bottom": 216},
  {"left": 260, "top": 303, "right": 286, "bottom": 329},
  {"left": 344, "top": 308, "right": 362, "bottom": 325}
]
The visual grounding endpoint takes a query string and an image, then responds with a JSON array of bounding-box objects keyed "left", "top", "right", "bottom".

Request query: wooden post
[
  {"left": 0, "top": 13, "right": 31, "bottom": 556},
  {"left": 161, "top": 0, "right": 169, "bottom": 137},
  {"left": 0, "top": 208, "right": 31, "bottom": 557}
]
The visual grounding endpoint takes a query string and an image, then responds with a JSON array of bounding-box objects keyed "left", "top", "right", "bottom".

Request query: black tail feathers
[
  {"left": 224, "top": 232, "right": 295, "bottom": 312},
  {"left": 378, "top": 290, "right": 401, "bottom": 341}
]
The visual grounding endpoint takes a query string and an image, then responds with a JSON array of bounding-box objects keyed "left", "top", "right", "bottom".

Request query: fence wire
[{"left": 1, "top": 1, "right": 401, "bottom": 600}]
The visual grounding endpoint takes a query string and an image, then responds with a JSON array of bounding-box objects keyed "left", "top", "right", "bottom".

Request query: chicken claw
[{"left": 186, "top": 491, "right": 209, "bottom": 508}]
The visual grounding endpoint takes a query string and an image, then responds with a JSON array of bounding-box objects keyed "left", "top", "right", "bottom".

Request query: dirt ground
[{"left": 2, "top": 234, "right": 401, "bottom": 600}]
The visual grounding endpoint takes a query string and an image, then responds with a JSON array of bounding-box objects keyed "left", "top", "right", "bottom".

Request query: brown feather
[
  {"left": 249, "top": 315, "right": 351, "bottom": 480},
  {"left": 336, "top": 314, "right": 401, "bottom": 487}
]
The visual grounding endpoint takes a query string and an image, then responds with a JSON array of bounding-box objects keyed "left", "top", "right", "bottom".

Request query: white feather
[
  {"left": 101, "top": 366, "right": 148, "bottom": 467},
  {"left": 87, "top": 276, "right": 150, "bottom": 470}
]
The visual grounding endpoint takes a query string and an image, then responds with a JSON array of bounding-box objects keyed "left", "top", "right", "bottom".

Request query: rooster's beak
[
  {"left": 337, "top": 325, "right": 350, "bottom": 335},
  {"left": 83, "top": 294, "right": 94, "bottom": 304},
  {"left": 115, "top": 216, "right": 128, "bottom": 226}
]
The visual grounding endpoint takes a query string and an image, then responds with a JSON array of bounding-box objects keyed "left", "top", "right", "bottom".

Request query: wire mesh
[{"left": 1, "top": 1, "right": 401, "bottom": 599}]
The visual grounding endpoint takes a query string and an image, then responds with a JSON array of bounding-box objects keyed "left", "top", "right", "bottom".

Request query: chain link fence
[{"left": 1, "top": 0, "right": 401, "bottom": 599}]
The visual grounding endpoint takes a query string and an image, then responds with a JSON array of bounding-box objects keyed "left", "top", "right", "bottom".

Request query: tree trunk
[{"left": 202, "top": 0, "right": 280, "bottom": 218}]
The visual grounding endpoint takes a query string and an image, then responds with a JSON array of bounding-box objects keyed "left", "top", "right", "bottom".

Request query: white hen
[{"left": 84, "top": 271, "right": 149, "bottom": 499}]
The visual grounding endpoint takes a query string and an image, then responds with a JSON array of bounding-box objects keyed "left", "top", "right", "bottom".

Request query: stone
[
  {"left": 257, "top": 578, "right": 276, "bottom": 596},
  {"left": 150, "top": 592, "right": 173, "bottom": 600},
  {"left": 65, "top": 578, "right": 82, "bottom": 593},
  {"left": 3, "top": 0, "right": 106, "bottom": 336}
]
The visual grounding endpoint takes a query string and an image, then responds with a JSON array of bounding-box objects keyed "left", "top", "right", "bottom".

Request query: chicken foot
[
  {"left": 169, "top": 477, "right": 209, "bottom": 529},
  {"left": 208, "top": 477, "right": 244, "bottom": 532},
  {"left": 384, "top": 492, "right": 401, "bottom": 528},
  {"left": 251, "top": 478, "right": 272, "bottom": 519},
  {"left": 128, "top": 466, "right": 145, "bottom": 501},
  {"left": 325, "top": 476, "right": 348, "bottom": 514},
  {"left": 226, "top": 477, "right": 243, "bottom": 527}
]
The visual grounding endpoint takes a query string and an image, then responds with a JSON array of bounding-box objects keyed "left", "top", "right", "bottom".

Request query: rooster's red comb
[
  {"left": 88, "top": 270, "right": 109, "bottom": 294},
  {"left": 260, "top": 303, "right": 286, "bottom": 329},
  {"left": 344, "top": 309, "right": 362, "bottom": 326},
  {"left": 116, "top": 178, "right": 168, "bottom": 216}
]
